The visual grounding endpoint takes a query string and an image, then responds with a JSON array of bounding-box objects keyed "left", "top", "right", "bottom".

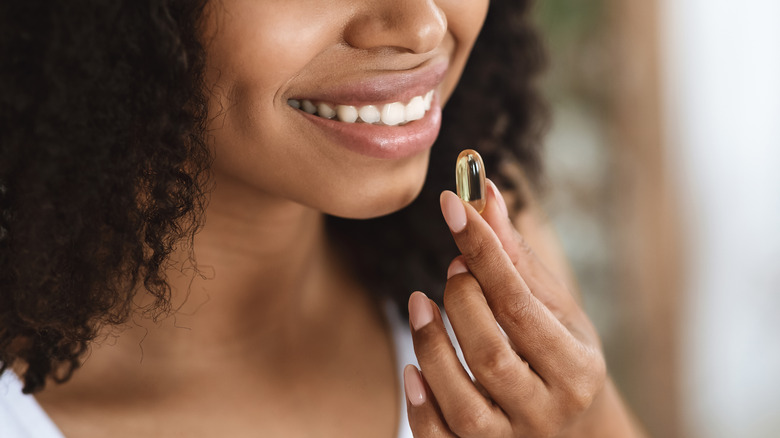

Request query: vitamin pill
[{"left": 455, "top": 149, "right": 486, "bottom": 213}]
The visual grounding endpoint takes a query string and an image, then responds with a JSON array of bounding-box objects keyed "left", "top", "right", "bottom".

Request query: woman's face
[{"left": 202, "top": 0, "right": 489, "bottom": 218}]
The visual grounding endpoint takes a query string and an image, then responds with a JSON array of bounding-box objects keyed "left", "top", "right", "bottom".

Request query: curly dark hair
[{"left": 0, "top": 0, "right": 547, "bottom": 394}]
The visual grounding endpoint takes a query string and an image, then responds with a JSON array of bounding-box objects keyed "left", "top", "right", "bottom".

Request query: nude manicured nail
[
  {"left": 409, "top": 291, "right": 433, "bottom": 330},
  {"left": 404, "top": 365, "right": 426, "bottom": 407},
  {"left": 488, "top": 179, "right": 509, "bottom": 218},
  {"left": 440, "top": 191, "right": 467, "bottom": 233},
  {"left": 447, "top": 258, "right": 469, "bottom": 279}
]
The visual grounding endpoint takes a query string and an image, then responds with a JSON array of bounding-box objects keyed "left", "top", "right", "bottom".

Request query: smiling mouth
[{"left": 287, "top": 89, "right": 435, "bottom": 126}]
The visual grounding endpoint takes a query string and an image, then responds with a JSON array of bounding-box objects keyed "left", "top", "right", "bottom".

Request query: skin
[
  {"left": 34, "top": 0, "right": 484, "bottom": 436},
  {"left": 201, "top": 0, "right": 486, "bottom": 219},
  {"left": 30, "top": 0, "right": 645, "bottom": 437},
  {"left": 405, "top": 183, "right": 646, "bottom": 437}
]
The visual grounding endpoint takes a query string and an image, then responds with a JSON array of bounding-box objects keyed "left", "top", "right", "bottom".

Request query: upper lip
[{"left": 288, "top": 59, "right": 449, "bottom": 106}]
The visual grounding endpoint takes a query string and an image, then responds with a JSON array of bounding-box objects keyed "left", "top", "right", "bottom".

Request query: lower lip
[{"left": 296, "top": 99, "right": 442, "bottom": 160}]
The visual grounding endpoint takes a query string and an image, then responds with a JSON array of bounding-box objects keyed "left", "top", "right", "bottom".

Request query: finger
[
  {"left": 447, "top": 255, "right": 516, "bottom": 353},
  {"left": 464, "top": 186, "right": 607, "bottom": 418},
  {"left": 482, "top": 180, "right": 577, "bottom": 321},
  {"left": 404, "top": 365, "right": 457, "bottom": 438},
  {"left": 483, "top": 182, "right": 600, "bottom": 346},
  {"left": 480, "top": 179, "right": 517, "bottom": 260},
  {"left": 443, "top": 261, "right": 550, "bottom": 420},
  {"left": 440, "top": 190, "right": 585, "bottom": 383},
  {"left": 408, "top": 291, "right": 510, "bottom": 438}
]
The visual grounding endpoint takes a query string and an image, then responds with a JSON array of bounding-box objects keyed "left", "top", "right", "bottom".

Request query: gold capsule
[{"left": 455, "top": 149, "right": 486, "bottom": 213}]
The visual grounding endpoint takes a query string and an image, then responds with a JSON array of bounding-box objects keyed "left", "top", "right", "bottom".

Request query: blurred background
[{"left": 532, "top": 0, "right": 780, "bottom": 437}]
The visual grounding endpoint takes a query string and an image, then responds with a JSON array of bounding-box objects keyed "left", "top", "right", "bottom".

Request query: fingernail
[
  {"left": 404, "top": 365, "right": 426, "bottom": 407},
  {"left": 488, "top": 179, "right": 509, "bottom": 218},
  {"left": 409, "top": 291, "right": 434, "bottom": 330},
  {"left": 440, "top": 191, "right": 467, "bottom": 233},
  {"left": 447, "top": 258, "right": 469, "bottom": 279}
]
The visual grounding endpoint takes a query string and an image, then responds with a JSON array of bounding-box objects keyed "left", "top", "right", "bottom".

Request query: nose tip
[{"left": 344, "top": 0, "right": 448, "bottom": 54}]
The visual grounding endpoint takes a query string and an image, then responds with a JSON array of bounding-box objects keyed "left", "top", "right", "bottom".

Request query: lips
[
  {"left": 290, "top": 60, "right": 448, "bottom": 106},
  {"left": 287, "top": 60, "right": 448, "bottom": 159}
]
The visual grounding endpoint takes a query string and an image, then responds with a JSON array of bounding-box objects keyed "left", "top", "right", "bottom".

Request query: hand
[{"left": 404, "top": 180, "right": 609, "bottom": 438}]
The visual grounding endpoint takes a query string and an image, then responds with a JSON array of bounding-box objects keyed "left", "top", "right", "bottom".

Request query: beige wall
[{"left": 536, "top": 1, "right": 681, "bottom": 436}]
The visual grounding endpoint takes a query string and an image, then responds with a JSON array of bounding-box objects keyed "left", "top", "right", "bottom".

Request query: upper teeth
[{"left": 288, "top": 90, "right": 434, "bottom": 126}]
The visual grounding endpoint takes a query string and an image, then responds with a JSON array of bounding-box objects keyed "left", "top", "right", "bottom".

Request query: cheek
[
  {"left": 444, "top": 0, "right": 490, "bottom": 41},
  {"left": 202, "top": 1, "right": 337, "bottom": 112},
  {"left": 437, "top": 0, "right": 489, "bottom": 104},
  {"left": 203, "top": 2, "right": 346, "bottom": 202}
]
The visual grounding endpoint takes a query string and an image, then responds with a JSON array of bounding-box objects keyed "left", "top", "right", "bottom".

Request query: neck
[
  {"left": 97, "top": 171, "right": 365, "bottom": 372},
  {"left": 179, "top": 172, "right": 332, "bottom": 321},
  {"left": 33, "top": 175, "right": 401, "bottom": 435}
]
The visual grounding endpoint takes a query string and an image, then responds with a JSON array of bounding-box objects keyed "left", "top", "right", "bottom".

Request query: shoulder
[{"left": 0, "top": 371, "right": 65, "bottom": 438}]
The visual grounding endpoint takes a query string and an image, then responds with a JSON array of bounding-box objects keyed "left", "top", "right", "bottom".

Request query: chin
[
  {"left": 320, "top": 171, "right": 427, "bottom": 220},
  {"left": 317, "top": 147, "right": 432, "bottom": 219}
]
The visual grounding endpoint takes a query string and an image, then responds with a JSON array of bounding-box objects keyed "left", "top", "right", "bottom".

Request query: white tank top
[{"left": 0, "top": 302, "right": 417, "bottom": 438}]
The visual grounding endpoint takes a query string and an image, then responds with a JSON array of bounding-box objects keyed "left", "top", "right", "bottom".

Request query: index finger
[{"left": 440, "top": 190, "right": 586, "bottom": 382}]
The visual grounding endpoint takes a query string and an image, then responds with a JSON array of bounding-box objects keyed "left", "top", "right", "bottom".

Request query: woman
[{"left": 0, "top": 0, "right": 645, "bottom": 436}]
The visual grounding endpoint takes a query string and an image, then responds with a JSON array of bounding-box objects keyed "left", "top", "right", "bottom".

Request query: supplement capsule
[{"left": 455, "top": 149, "right": 486, "bottom": 213}]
